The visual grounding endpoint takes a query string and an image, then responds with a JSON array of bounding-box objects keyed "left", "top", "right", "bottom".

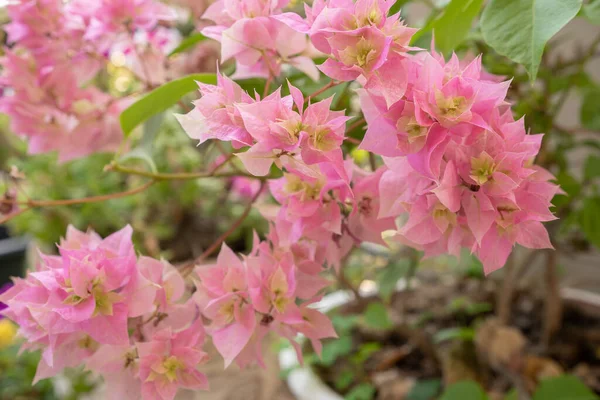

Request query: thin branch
[
  {"left": 497, "top": 251, "right": 516, "bottom": 325},
  {"left": 554, "top": 124, "right": 599, "bottom": 135},
  {"left": 344, "top": 137, "right": 361, "bottom": 145},
  {"left": 304, "top": 80, "right": 342, "bottom": 104},
  {"left": 369, "top": 152, "right": 377, "bottom": 172},
  {"left": 0, "top": 181, "right": 156, "bottom": 223},
  {"left": 542, "top": 250, "right": 562, "bottom": 349},
  {"left": 347, "top": 117, "right": 366, "bottom": 134},
  {"left": 30, "top": 181, "right": 156, "bottom": 207},
  {"left": 107, "top": 162, "right": 263, "bottom": 181},
  {"left": 263, "top": 74, "right": 274, "bottom": 99},
  {"left": 0, "top": 207, "right": 31, "bottom": 224},
  {"left": 180, "top": 180, "right": 266, "bottom": 277}
]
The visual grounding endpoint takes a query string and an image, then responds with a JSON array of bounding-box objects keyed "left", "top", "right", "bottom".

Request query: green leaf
[
  {"left": 533, "top": 376, "right": 599, "bottom": 400},
  {"left": 377, "top": 260, "right": 410, "bottom": 301},
  {"left": 351, "top": 342, "right": 382, "bottom": 364},
  {"left": 584, "top": 0, "right": 600, "bottom": 24},
  {"left": 407, "top": 379, "right": 442, "bottom": 400},
  {"left": 117, "top": 113, "right": 165, "bottom": 173},
  {"left": 389, "top": 0, "right": 412, "bottom": 16},
  {"left": 236, "top": 78, "right": 266, "bottom": 96},
  {"left": 432, "top": 0, "right": 485, "bottom": 53},
  {"left": 584, "top": 155, "right": 600, "bottom": 181},
  {"left": 580, "top": 197, "right": 600, "bottom": 248},
  {"left": 581, "top": 88, "right": 600, "bottom": 131},
  {"left": 120, "top": 73, "right": 217, "bottom": 136},
  {"left": 118, "top": 147, "right": 157, "bottom": 173},
  {"left": 440, "top": 381, "right": 488, "bottom": 400},
  {"left": 480, "top": 0, "right": 583, "bottom": 80},
  {"left": 319, "top": 336, "right": 354, "bottom": 366},
  {"left": 556, "top": 171, "right": 581, "bottom": 197},
  {"left": 331, "top": 314, "right": 360, "bottom": 335},
  {"left": 345, "top": 383, "right": 376, "bottom": 400},
  {"left": 505, "top": 390, "right": 518, "bottom": 400},
  {"left": 363, "top": 302, "right": 393, "bottom": 330},
  {"left": 168, "top": 33, "right": 207, "bottom": 57},
  {"left": 335, "top": 370, "right": 355, "bottom": 391},
  {"left": 433, "top": 327, "right": 476, "bottom": 344}
]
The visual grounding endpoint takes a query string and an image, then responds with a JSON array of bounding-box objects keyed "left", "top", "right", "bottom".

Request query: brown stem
[
  {"left": 180, "top": 180, "right": 266, "bottom": 277},
  {"left": 107, "top": 162, "right": 264, "bottom": 181},
  {"left": 542, "top": 250, "right": 562, "bottom": 349},
  {"left": 554, "top": 124, "right": 600, "bottom": 135},
  {"left": 344, "top": 137, "right": 361, "bottom": 145},
  {"left": 336, "top": 264, "right": 362, "bottom": 300},
  {"left": 0, "top": 207, "right": 31, "bottom": 224},
  {"left": 178, "top": 99, "right": 192, "bottom": 113},
  {"left": 213, "top": 142, "right": 246, "bottom": 175},
  {"left": 304, "top": 80, "right": 341, "bottom": 104},
  {"left": 498, "top": 250, "right": 543, "bottom": 325},
  {"left": 0, "top": 181, "right": 156, "bottom": 224},
  {"left": 369, "top": 152, "right": 377, "bottom": 172},
  {"left": 497, "top": 252, "right": 516, "bottom": 325},
  {"left": 347, "top": 117, "right": 366, "bottom": 134},
  {"left": 263, "top": 74, "right": 274, "bottom": 99}
]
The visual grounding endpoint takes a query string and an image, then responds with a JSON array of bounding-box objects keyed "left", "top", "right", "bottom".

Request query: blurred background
[{"left": 0, "top": 0, "right": 599, "bottom": 399}]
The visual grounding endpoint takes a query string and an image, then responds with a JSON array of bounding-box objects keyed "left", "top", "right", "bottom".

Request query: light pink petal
[
  {"left": 212, "top": 306, "right": 256, "bottom": 368},
  {"left": 516, "top": 221, "right": 554, "bottom": 250}
]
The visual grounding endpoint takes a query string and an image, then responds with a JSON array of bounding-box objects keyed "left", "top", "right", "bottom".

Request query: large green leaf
[
  {"left": 345, "top": 383, "right": 376, "bottom": 400},
  {"left": 580, "top": 197, "right": 600, "bottom": 248},
  {"left": 389, "top": 0, "right": 412, "bottom": 16},
  {"left": 118, "top": 113, "right": 164, "bottom": 173},
  {"left": 319, "top": 336, "right": 353, "bottom": 366},
  {"left": 120, "top": 73, "right": 217, "bottom": 136},
  {"left": 581, "top": 87, "right": 600, "bottom": 131},
  {"left": 376, "top": 260, "right": 410, "bottom": 301},
  {"left": 363, "top": 302, "right": 393, "bottom": 330},
  {"left": 407, "top": 379, "right": 442, "bottom": 400},
  {"left": 584, "top": 0, "right": 600, "bottom": 24},
  {"left": 533, "top": 376, "right": 598, "bottom": 400},
  {"left": 480, "top": 0, "right": 582, "bottom": 80},
  {"left": 433, "top": 0, "right": 485, "bottom": 53},
  {"left": 440, "top": 381, "right": 488, "bottom": 400},
  {"left": 433, "top": 327, "right": 475, "bottom": 344},
  {"left": 168, "top": 33, "right": 208, "bottom": 57},
  {"left": 584, "top": 155, "right": 600, "bottom": 181}
]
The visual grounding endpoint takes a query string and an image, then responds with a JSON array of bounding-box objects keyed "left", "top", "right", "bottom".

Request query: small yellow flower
[
  {"left": 0, "top": 319, "right": 17, "bottom": 349},
  {"left": 351, "top": 149, "right": 369, "bottom": 164}
]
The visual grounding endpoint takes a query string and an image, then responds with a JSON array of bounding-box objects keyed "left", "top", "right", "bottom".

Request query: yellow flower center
[
  {"left": 339, "top": 37, "right": 378, "bottom": 70},
  {"left": 470, "top": 152, "right": 497, "bottom": 186},
  {"left": 435, "top": 90, "right": 468, "bottom": 119}
]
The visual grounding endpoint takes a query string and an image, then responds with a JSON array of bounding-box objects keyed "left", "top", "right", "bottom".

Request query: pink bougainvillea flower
[
  {"left": 138, "top": 320, "right": 209, "bottom": 400},
  {"left": 176, "top": 70, "right": 255, "bottom": 148},
  {"left": 202, "top": 0, "right": 318, "bottom": 80},
  {"left": 195, "top": 244, "right": 257, "bottom": 367},
  {"left": 86, "top": 343, "right": 142, "bottom": 399}
]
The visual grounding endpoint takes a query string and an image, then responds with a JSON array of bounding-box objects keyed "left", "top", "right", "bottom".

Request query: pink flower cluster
[
  {"left": 0, "top": 226, "right": 207, "bottom": 400},
  {"left": 180, "top": 0, "right": 558, "bottom": 277},
  {"left": 0, "top": 0, "right": 175, "bottom": 161},
  {"left": 308, "top": 0, "right": 417, "bottom": 106},
  {"left": 201, "top": 0, "right": 319, "bottom": 80},
  {"left": 195, "top": 241, "right": 337, "bottom": 369},
  {"left": 358, "top": 51, "right": 559, "bottom": 274}
]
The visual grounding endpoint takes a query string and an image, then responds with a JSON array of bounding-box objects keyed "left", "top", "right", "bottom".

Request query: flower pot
[{"left": 0, "top": 226, "right": 28, "bottom": 285}]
